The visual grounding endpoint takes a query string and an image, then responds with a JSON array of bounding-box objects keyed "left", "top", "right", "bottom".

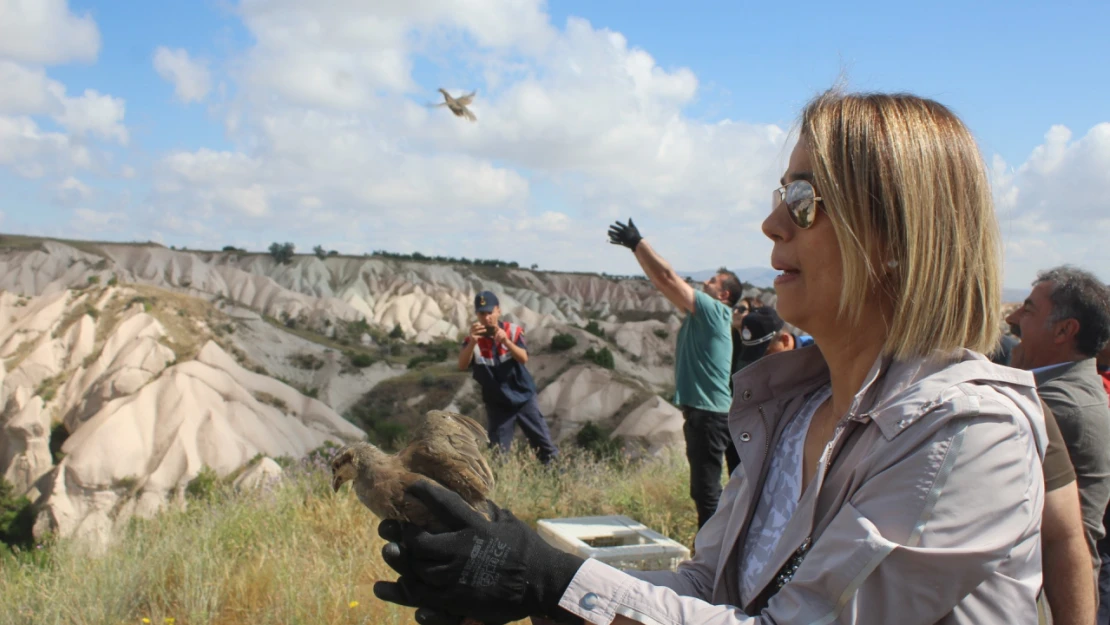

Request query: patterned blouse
[{"left": 738, "top": 383, "right": 832, "bottom": 605}]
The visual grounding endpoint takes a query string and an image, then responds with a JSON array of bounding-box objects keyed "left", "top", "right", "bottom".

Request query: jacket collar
[
  {"left": 732, "top": 345, "right": 1038, "bottom": 441},
  {"left": 1034, "top": 357, "right": 1098, "bottom": 387}
]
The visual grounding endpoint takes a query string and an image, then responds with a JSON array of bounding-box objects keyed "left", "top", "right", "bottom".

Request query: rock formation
[{"left": 0, "top": 237, "right": 728, "bottom": 546}]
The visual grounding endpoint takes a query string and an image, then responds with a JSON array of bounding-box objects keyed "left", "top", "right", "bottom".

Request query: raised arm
[{"left": 608, "top": 219, "right": 695, "bottom": 313}]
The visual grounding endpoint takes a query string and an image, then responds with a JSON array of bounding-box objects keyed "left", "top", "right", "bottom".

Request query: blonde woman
[{"left": 374, "top": 91, "right": 1047, "bottom": 625}]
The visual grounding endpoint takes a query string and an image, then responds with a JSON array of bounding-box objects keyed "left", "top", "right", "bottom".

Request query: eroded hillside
[{"left": 0, "top": 235, "right": 764, "bottom": 546}]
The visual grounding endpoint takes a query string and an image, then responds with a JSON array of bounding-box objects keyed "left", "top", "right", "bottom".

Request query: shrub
[
  {"left": 268, "top": 242, "right": 295, "bottom": 264},
  {"left": 85, "top": 304, "right": 99, "bottom": 320},
  {"left": 584, "top": 346, "right": 615, "bottom": 370},
  {"left": 551, "top": 333, "right": 577, "bottom": 351},
  {"left": 185, "top": 466, "right": 220, "bottom": 501},
  {"left": 350, "top": 353, "right": 375, "bottom": 368},
  {"left": 313, "top": 245, "right": 327, "bottom": 259},
  {"left": 653, "top": 329, "right": 669, "bottom": 339},
  {"left": 583, "top": 320, "right": 605, "bottom": 338},
  {"left": 389, "top": 343, "right": 403, "bottom": 357},
  {"left": 255, "top": 392, "right": 287, "bottom": 411},
  {"left": 107, "top": 275, "right": 118, "bottom": 287},
  {"left": 289, "top": 352, "right": 324, "bottom": 370},
  {"left": 87, "top": 275, "right": 100, "bottom": 285},
  {"left": 389, "top": 324, "right": 404, "bottom": 339},
  {"left": 574, "top": 421, "right": 623, "bottom": 461},
  {"left": 0, "top": 478, "right": 35, "bottom": 549},
  {"left": 35, "top": 375, "right": 63, "bottom": 402},
  {"left": 407, "top": 346, "right": 449, "bottom": 369}
]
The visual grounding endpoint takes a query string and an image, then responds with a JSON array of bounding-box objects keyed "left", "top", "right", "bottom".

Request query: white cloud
[
  {"left": 0, "top": 115, "right": 92, "bottom": 177},
  {"left": 0, "top": 0, "right": 100, "bottom": 65},
  {"left": 55, "top": 175, "right": 91, "bottom": 203},
  {"left": 72, "top": 207, "right": 125, "bottom": 229},
  {"left": 513, "top": 211, "right": 570, "bottom": 233},
  {"left": 153, "top": 47, "right": 212, "bottom": 103},
  {"left": 216, "top": 183, "right": 269, "bottom": 217},
  {"left": 2, "top": 0, "right": 1101, "bottom": 286},
  {"left": 53, "top": 88, "right": 128, "bottom": 143},
  {"left": 0, "top": 58, "right": 128, "bottom": 145},
  {"left": 993, "top": 123, "right": 1110, "bottom": 285},
  {"left": 233, "top": 0, "right": 556, "bottom": 111},
  {"left": 0, "top": 60, "right": 65, "bottom": 115},
  {"left": 141, "top": 1, "right": 787, "bottom": 269}
]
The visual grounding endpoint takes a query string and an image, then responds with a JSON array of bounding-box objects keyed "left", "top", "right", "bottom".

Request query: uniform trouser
[
  {"left": 486, "top": 397, "right": 559, "bottom": 465},
  {"left": 683, "top": 406, "right": 740, "bottom": 529}
]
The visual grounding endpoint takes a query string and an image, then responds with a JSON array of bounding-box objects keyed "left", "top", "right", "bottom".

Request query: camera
[{"left": 483, "top": 324, "right": 498, "bottom": 337}]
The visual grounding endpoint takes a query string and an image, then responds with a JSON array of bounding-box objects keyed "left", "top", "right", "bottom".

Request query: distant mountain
[
  {"left": 681, "top": 269, "right": 1030, "bottom": 302},
  {"left": 679, "top": 267, "right": 780, "bottom": 288}
]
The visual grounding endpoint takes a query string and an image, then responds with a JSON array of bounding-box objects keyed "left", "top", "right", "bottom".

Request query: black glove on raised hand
[
  {"left": 607, "top": 218, "right": 642, "bottom": 251},
  {"left": 373, "top": 481, "right": 585, "bottom": 625}
]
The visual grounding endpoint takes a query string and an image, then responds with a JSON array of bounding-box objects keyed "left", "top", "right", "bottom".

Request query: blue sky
[{"left": 1, "top": 0, "right": 1108, "bottom": 287}]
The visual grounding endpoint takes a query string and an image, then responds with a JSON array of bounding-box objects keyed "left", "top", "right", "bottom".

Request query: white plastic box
[{"left": 536, "top": 515, "right": 691, "bottom": 572}]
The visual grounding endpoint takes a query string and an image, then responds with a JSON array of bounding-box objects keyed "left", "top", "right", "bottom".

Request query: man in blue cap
[{"left": 458, "top": 290, "right": 559, "bottom": 464}]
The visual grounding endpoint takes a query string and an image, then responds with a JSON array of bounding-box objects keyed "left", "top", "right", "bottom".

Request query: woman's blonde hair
[{"left": 800, "top": 90, "right": 1001, "bottom": 359}]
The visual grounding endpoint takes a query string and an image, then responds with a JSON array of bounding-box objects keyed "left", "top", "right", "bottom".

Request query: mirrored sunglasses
[{"left": 772, "top": 180, "right": 823, "bottom": 229}]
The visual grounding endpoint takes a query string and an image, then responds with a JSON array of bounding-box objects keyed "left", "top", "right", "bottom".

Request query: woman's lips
[{"left": 773, "top": 268, "right": 800, "bottom": 285}]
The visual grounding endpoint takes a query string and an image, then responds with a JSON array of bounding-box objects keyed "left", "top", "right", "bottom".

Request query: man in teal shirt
[{"left": 609, "top": 218, "right": 741, "bottom": 528}]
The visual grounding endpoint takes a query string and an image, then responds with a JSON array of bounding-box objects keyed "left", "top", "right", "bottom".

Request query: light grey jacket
[{"left": 558, "top": 347, "right": 1046, "bottom": 625}]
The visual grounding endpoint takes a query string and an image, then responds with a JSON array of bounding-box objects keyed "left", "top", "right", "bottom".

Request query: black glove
[
  {"left": 607, "top": 218, "right": 642, "bottom": 251},
  {"left": 373, "top": 481, "right": 585, "bottom": 625}
]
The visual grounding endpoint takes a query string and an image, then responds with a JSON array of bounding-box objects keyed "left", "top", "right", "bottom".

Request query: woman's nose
[{"left": 762, "top": 197, "right": 791, "bottom": 242}]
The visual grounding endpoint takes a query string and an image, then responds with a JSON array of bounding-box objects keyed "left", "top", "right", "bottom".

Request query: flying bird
[
  {"left": 433, "top": 88, "right": 478, "bottom": 122},
  {"left": 330, "top": 410, "right": 495, "bottom": 531}
]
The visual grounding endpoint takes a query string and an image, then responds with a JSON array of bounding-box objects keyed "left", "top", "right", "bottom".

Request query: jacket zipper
[{"left": 731, "top": 403, "right": 776, "bottom": 609}]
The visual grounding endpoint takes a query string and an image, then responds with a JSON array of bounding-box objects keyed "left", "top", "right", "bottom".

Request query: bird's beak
[{"left": 331, "top": 475, "right": 345, "bottom": 492}]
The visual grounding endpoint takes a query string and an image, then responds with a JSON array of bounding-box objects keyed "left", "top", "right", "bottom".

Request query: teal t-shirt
[{"left": 674, "top": 290, "right": 734, "bottom": 413}]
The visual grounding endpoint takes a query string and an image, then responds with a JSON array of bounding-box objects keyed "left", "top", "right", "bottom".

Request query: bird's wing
[
  {"left": 402, "top": 410, "right": 495, "bottom": 505},
  {"left": 426, "top": 101, "right": 449, "bottom": 108},
  {"left": 454, "top": 91, "right": 476, "bottom": 106},
  {"left": 461, "top": 106, "right": 477, "bottom": 122}
]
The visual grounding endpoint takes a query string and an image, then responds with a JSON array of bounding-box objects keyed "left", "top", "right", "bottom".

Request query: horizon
[{"left": 1, "top": 1, "right": 1107, "bottom": 289}]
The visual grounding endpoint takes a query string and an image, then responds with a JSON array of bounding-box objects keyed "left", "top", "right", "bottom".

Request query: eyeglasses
[
  {"left": 773, "top": 180, "right": 823, "bottom": 229},
  {"left": 734, "top": 306, "right": 749, "bottom": 315}
]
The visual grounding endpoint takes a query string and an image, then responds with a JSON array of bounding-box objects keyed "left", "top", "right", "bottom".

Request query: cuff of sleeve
[{"left": 557, "top": 559, "right": 639, "bottom": 625}]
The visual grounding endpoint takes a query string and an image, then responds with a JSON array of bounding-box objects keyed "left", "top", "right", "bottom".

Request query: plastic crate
[{"left": 536, "top": 515, "right": 690, "bottom": 572}]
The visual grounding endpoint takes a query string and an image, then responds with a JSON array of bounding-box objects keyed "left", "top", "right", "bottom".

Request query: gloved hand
[
  {"left": 373, "top": 481, "right": 586, "bottom": 625},
  {"left": 607, "top": 218, "right": 642, "bottom": 251}
]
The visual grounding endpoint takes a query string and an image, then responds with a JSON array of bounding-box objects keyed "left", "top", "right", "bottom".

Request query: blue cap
[{"left": 474, "top": 290, "right": 499, "bottom": 313}]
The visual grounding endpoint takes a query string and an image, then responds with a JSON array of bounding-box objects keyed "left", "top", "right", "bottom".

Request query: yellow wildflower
[
  {"left": 142, "top": 620, "right": 150, "bottom": 624},
  {"left": 165, "top": 619, "right": 175, "bottom": 625},
  {"left": 348, "top": 601, "right": 359, "bottom": 609}
]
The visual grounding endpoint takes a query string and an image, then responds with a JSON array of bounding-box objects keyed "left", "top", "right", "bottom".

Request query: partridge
[
  {"left": 434, "top": 88, "right": 478, "bottom": 122},
  {"left": 330, "top": 410, "right": 495, "bottom": 531}
]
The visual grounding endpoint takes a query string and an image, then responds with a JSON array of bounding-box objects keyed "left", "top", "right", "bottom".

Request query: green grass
[{"left": 0, "top": 448, "right": 694, "bottom": 625}]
